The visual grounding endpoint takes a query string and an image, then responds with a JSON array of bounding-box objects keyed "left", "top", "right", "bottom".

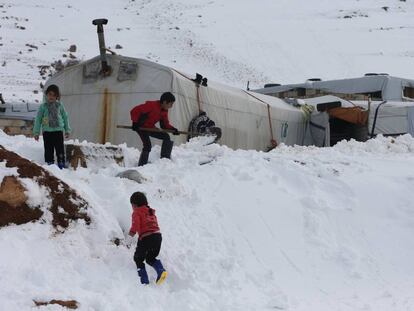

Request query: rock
[
  {"left": 0, "top": 175, "right": 43, "bottom": 227},
  {"left": 115, "top": 44, "right": 123, "bottom": 49},
  {"left": 51, "top": 60, "right": 64, "bottom": 72},
  {"left": 25, "top": 43, "right": 38, "bottom": 49},
  {"left": 0, "top": 176, "right": 27, "bottom": 207},
  {"left": 68, "top": 44, "right": 76, "bottom": 52},
  {"left": 116, "top": 169, "right": 145, "bottom": 183}
]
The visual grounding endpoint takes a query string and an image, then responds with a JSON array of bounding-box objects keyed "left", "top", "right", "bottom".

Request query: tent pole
[{"left": 267, "top": 104, "right": 277, "bottom": 148}]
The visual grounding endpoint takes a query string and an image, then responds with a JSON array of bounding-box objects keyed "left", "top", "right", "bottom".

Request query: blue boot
[
  {"left": 137, "top": 267, "right": 149, "bottom": 285},
  {"left": 57, "top": 162, "right": 65, "bottom": 169},
  {"left": 151, "top": 259, "right": 167, "bottom": 285}
]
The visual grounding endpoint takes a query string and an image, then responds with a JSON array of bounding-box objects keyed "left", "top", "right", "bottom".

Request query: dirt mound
[
  {"left": 0, "top": 146, "right": 91, "bottom": 230},
  {"left": 0, "top": 176, "right": 43, "bottom": 226},
  {"left": 34, "top": 299, "right": 78, "bottom": 309}
]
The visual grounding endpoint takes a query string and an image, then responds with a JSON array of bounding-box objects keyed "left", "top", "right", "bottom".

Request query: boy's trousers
[{"left": 134, "top": 233, "right": 162, "bottom": 269}]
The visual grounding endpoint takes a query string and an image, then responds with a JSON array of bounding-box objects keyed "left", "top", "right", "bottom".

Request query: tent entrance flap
[{"left": 308, "top": 113, "right": 330, "bottom": 147}]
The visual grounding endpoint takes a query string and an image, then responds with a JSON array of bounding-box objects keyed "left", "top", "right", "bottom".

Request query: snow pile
[{"left": 1, "top": 131, "right": 414, "bottom": 310}]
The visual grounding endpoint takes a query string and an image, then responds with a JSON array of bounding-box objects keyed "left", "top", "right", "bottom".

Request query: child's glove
[{"left": 171, "top": 127, "right": 180, "bottom": 135}]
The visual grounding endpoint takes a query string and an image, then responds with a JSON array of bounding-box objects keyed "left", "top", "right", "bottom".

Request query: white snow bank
[{"left": 1, "top": 132, "right": 414, "bottom": 310}]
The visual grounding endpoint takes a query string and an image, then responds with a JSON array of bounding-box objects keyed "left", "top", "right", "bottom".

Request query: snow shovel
[{"left": 116, "top": 125, "right": 221, "bottom": 144}]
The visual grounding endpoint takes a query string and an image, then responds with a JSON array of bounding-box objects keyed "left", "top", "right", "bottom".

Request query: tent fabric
[
  {"left": 284, "top": 95, "right": 414, "bottom": 140},
  {"left": 368, "top": 102, "right": 414, "bottom": 136},
  {"left": 45, "top": 55, "right": 307, "bottom": 151},
  {"left": 408, "top": 107, "right": 414, "bottom": 136},
  {"left": 309, "top": 113, "right": 330, "bottom": 147},
  {"left": 254, "top": 76, "right": 414, "bottom": 101}
]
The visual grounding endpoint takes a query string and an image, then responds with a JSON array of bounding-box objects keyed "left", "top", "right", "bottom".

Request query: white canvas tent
[{"left": 45, "top": 55, "right": 307, "bottom": 151}]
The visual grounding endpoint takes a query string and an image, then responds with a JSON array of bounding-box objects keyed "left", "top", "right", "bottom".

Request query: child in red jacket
[
  {"left": 129, "top": 191, "right": 167, "bottom": 285},
  {"left": 130, "top": 92, "right": 179, "bottom": 166}
]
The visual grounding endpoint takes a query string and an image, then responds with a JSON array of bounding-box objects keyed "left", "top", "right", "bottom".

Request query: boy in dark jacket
[
  {"left": 33, "top": 84, "right": 71, "bottom": 169},
  {"left": 129, "top": 191, "right": 167, "bottom": 285},
  {"left": 130, "top": 92, "right": 179, "bottom": 166}
]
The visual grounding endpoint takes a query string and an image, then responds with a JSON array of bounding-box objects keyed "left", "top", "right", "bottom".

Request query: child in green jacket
[{"left": 33, "top": 84, "right": 71, "bottom": 168}]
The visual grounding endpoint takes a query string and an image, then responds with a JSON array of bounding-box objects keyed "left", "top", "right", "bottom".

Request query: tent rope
[
  {"left": 196, "top": 84, "right": 202, "bottom": 113},
  {"left": 243, "top": 90, "right": 277, "bottom": 147}
]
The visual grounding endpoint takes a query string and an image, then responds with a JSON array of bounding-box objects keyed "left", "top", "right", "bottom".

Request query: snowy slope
[
  {"left": 1, "top": 0, "right": 414, "bottom": 102},
  {"left": 1, "top": 131, "right": 414, "bottom": 310}
]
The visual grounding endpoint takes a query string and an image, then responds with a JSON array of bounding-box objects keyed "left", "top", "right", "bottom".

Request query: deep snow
[
  {"left": 2, "top": 1, "right": 414, "bottom": 309},
  {"left": 1, "top": 131, "right": 414, "bottom": 310}
]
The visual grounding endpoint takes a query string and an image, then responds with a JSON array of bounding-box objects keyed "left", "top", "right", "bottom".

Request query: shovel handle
[{"left": 116, "top": 125, "right": 190, "bottom": 135}]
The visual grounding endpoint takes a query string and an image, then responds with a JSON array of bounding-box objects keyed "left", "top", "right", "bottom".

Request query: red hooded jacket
[
  {"left": 130, "top": 100, "right": 174, "bottom": 129},
  {"left": 129, "top": 205, "right": 160, "bottom": 240}
]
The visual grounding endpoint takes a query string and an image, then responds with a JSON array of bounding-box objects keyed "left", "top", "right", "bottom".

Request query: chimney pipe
[{"left": 92, "top": 18, "right": 111, "bottom": 76}]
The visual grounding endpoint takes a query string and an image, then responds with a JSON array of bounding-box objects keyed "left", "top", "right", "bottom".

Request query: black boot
[
  {"left": 160, "top": 140, "right": 173, "bottom": 159},
  {"left": 138, "top": 151, "right": 150, "bottom": 166}
]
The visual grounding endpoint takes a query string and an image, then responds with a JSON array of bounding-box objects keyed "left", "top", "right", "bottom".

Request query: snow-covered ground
[
  {"left": 2, "top": 1, "right": 414, "bottom": 310},
  {"left": 1, "top": 0, "right": 414, "bottom": 102},
  {"left": 1, "top": 131, "right": 414, "bottom": 310}
]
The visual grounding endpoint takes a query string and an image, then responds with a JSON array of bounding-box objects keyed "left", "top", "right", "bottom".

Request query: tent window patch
[
  {"left": 83, "top": 60, "right": 101, "bottom": 83},
  {"left": 118, "top": 61, "right": 138, "bottom": 82},
  {"left": 403, "top": 86, "right": 414, "bottom": 99}
]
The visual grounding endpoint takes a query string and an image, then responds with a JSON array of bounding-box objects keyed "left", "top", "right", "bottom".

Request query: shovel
[{"left": 116, "top": 125, "right": 221, "bottom": 144}]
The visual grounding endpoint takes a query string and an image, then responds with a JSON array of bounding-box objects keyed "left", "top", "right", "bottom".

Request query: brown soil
[
  {"left": 0, "top": 176, "right": 28, "bottom": 207},
  {"left": 34, "top": 299, "right": 78, "bottom": 309},
  {"left": 0, "top": 201, "right": 43, "bottom": 227},
  {"left": 0, "top": 146, "right": 91, "bottom": 229}
]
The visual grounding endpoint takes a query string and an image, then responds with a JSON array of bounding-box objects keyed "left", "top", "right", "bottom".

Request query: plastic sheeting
[
  {"left": 368, "top": 102, "right": 414, "bottom": 136},
  {"left": 309, "top": 113, "right": 330, "bottom": 147},
  {"left": 254, "top": 76, "right": 414, "bottom": 101},
  {"left": 408, "top": 107, "right": 414, "bottom": 136}
]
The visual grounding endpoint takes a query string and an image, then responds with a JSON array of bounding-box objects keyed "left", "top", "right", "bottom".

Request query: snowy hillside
[
  {"left": 2, "top": 1, "right": 414, "bottom": 310},
  {"left": 1, "top": 131, "right": 414, "bottom": 310},
  {"left": 1, "top": 0, "right": 414, "bottom": 102}
]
